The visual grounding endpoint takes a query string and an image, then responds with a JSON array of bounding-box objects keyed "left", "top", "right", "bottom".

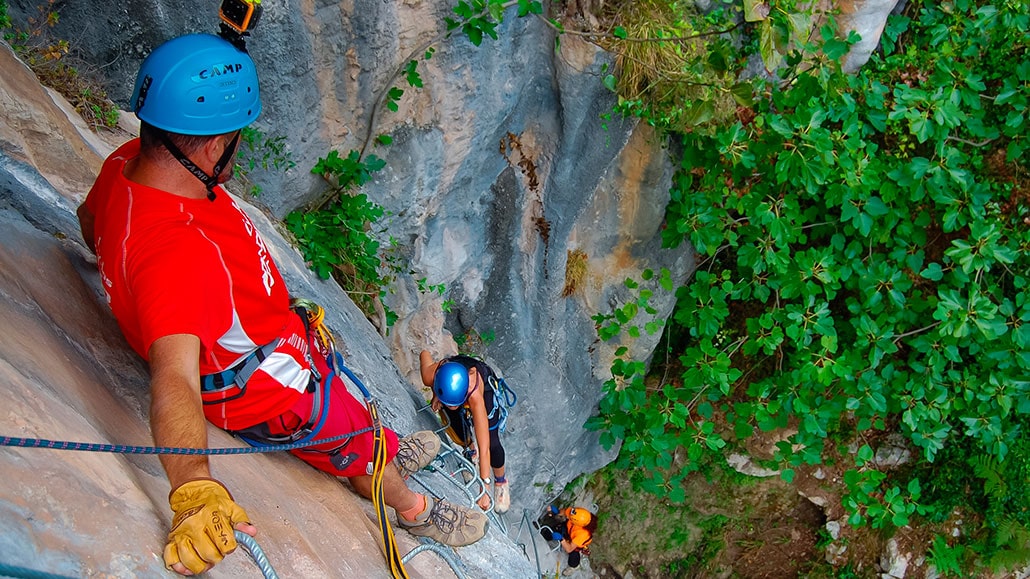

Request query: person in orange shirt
[{"left": 540, "top": 505, "right": 597, "bottom": 572}]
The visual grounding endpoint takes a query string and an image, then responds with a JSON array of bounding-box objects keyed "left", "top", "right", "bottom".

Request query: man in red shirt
[{"left": 77, "top": 33, "right": 486, "bottom": 576}]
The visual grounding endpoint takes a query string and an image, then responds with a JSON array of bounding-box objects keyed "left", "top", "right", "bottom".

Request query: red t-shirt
[{"left": 85, "top": 139, "right": 308, "bottom": 429}]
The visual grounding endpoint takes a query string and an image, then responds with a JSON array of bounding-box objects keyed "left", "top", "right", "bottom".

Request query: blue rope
[
  {"left": 0, "top": 426, "right": 374, "bottom": 456},
  {"left": 402, "top": 542, "right": 467, "bottom": 579},
  {"left": 236, "top": 530, "right": 279, "bottom": 579},
  {"left": 0, "top": 563, "right": 72, "bottom": 579},
  {"left": 334, "top": 353, "right": 373, "bottom": 401}
]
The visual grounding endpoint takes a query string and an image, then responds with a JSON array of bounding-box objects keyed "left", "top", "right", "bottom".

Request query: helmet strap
[{"left": 157, "top": 131, "right": 241, "bottom": 201}]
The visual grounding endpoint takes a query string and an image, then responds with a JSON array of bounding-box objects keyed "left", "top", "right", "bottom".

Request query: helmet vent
[
  {"left": 197, "top": 96, "right": 205, "bottom": 103},
  {"left": 135, "top": 75, "right": 153, "bottom": 112}
]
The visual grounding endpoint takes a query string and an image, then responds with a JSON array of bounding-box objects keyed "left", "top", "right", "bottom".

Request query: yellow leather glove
[{"left": 163, "top": 478, "right": 250, "bottom": 575}]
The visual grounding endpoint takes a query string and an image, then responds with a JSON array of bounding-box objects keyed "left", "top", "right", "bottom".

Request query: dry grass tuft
[
  {"left": 562, "top": 248, "right": 589, "bottom": 297},
  {"left": 598, "top": 0, "right": 738, "bottom": 132}
]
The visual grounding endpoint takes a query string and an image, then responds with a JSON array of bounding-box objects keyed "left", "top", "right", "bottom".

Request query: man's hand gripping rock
[{"left": 163, "top": 478, "right": 257, "bottom": 575}]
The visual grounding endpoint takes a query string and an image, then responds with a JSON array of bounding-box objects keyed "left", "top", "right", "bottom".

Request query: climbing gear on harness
[
  {"left": 395, "top": 430, "right": 441, "bottom": 479},
  {"left": 290, "top": 298, "right": 410, "bottom": 579},
  {"left": 205, "top": 303, "right": 332, "bottom": 449},
  {"left": 164, "top": 478, "right": 251, "bottom": 575},
  {"left": 397, "top": 495, "right": 488, "bottom": 547},
  {"left": 434, "top": 361, "right": 470, "bottom": 407},
  {"left": 484, "top": 374, "right": 517, "bottom": 434},
  {"left": 132, "top": 34, "right": 261, "bottom": 136}
]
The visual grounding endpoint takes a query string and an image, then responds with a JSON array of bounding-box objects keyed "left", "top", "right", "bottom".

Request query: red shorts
[{"left": 264, "top": 373, "right": 399, "bottom": 478}]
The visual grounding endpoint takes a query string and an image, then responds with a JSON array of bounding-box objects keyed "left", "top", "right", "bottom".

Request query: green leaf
[
  {"left": 787, "top": 13, "right": 811, "bottom": 38},
  {"left": 613, "top": 26, "right": 627, "bottom": 39},
  {"left": 759, "top": 20, "right": 784, "bottom": 72},
  {"left": 823, "top": 36, "right": 849, "bottom": 60},
  {"left": 856, "top": 444, "right": 874, "bottom": 465}
]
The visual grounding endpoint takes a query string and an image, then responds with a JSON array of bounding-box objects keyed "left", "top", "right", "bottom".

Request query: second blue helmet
[{"left": 434, "top": 362, "right": 470, "bottom": 407}]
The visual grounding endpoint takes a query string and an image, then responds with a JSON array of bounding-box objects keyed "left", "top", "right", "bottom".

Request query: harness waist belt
[{"left": 201, "top": 340, "right": 280, "bottom": 394}]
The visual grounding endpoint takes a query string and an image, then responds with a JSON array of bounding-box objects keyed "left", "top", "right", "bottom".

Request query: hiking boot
[
  {"left": 395, "top": 431, "right": 441, "bottom": 479},
  {"left": 493, "top": 480, "right": 510, "bottom": 513},
  {"left": 398, "top": 496, "right": 488, "bottom": 547}
]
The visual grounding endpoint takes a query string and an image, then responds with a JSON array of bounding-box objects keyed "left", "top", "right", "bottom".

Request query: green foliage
[
  {"left": 590, "top": 0, "right": 1029, "bottom": 556},
  {"left": 842, "top": 471, "right": 924, "bottom": 529},
  {"left": 992, "top": 519, "right": 1030, "bottom": 572},
  {"left": 600, "top": 0, "right": 748, "bottom": 133},
  {"left": 456, "top": 327, "right": 495, "bottom": 356},
  {"left": 927, "top": 534, "right": 965, "bottom": 577},
  {"left": 0, "top": 1, "right": 11, "bottom": 30},
  {"left": 235, "top": 127, "right": 295, "bottom": 196},
  {"left": 285, "top": 150, "right": 398, "bottom": 323},
  {"left": 415, "top": 278, "right": 454, "bottom": 312},
  {"left": 446, "top": 0, "right": 502, "bottom": 46},
  {"left": 905, "top": 413, "right": 1030, "bottom": 573}
]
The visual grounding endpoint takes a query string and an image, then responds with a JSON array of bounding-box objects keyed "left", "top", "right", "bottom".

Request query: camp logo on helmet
[{"left": 193, "top": 63, "right": 246, "bottom": 82}]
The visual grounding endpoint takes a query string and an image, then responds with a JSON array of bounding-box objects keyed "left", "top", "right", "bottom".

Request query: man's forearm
[{"left": 151, "top": 374, "right": 211, "bottom": 488}]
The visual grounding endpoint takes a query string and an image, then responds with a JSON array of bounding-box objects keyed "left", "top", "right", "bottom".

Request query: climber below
[
  {"left": 420, "top": 350, "right": 511, "bottom": 513},
  {"left": 540, "top": 505, "right": 597, "bottom": 573}
]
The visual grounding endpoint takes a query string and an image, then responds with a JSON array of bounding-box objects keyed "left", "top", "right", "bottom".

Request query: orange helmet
[{"left": 564, "top": 507, "right": 592, "bottom": 527}]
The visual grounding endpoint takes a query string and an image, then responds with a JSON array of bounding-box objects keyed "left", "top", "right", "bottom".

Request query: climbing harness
[{"left": 200, "top": 339, "right": 279, "bottom": 401}]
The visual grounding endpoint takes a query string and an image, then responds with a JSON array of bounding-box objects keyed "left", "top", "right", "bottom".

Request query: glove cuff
[{"left": 168, "top": 477, "right": 233, "bottom": 503}]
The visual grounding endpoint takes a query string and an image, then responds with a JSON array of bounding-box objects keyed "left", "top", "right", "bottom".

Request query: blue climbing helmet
[
  {"left": 131, "top": 33, "right": 261, "bottom": 135},
  {"left": 434, "top": 361, "right": 470, "bottom": 407}
]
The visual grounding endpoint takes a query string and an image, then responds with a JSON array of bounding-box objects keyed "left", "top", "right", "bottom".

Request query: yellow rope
[{"left": 294, "top": 299, "right": 409, "bottom": 579}]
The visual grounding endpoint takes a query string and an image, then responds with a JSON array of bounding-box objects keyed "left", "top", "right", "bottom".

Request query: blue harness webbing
[{"left": 200, "top": 339, "right": 280, "bottom": 401}]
